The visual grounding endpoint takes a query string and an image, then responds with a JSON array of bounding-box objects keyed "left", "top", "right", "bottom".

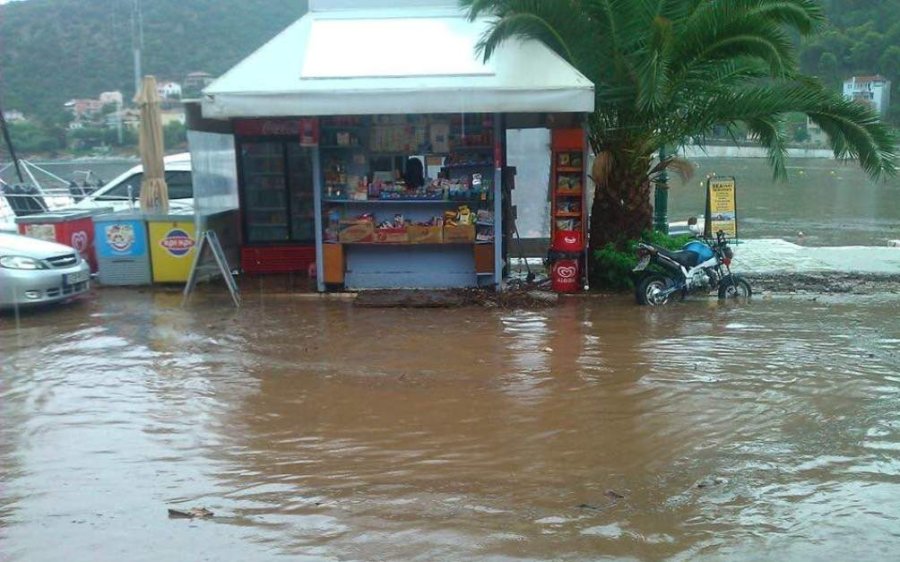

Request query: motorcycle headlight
[{"left": 0, "top": 255, "right": 48, "bottom": 270}]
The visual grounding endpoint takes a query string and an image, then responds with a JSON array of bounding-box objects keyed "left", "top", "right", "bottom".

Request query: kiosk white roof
[{"left": 202, "top": 3, "right": 594, "bottom": 118}]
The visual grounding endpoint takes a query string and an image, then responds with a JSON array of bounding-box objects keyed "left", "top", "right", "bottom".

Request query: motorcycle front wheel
[
  {"left": 718, "top": 274, "right": 752, "bottom": 301},
  {"left": 636, "top": 274, "right": 675, "bottom": 306}
]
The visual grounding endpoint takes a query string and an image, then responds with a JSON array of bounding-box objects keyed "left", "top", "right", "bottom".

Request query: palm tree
[{"left": 461, "top": 0, "right": 896, "bottom": 259}]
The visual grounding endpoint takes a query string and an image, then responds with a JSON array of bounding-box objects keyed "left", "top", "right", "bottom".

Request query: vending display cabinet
[{"left": 550, "top": 128, "right": 587, "bottom": 252}]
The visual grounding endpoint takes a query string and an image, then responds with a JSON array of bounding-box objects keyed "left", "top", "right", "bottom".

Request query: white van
[{"left": 72, "top": 152, "right": 194, "bottom": 214}]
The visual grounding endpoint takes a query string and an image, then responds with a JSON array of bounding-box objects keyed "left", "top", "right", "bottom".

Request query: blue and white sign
[{"left": 97, "top": 220, "right": 148, "bottom": 258}]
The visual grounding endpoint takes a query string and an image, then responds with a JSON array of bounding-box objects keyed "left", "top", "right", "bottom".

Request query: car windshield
[{"left": 95, "top": 171, "right": 192, "bottom": 201}]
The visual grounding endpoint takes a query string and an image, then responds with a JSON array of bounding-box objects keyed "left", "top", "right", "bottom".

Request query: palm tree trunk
[{"left": 588, "top": 158, "right": 653, "bottom": 280}]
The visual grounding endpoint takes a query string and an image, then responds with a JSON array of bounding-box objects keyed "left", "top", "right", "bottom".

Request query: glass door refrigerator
[
  {"left": 240, "top": 142, "right": 289, "bottom": 243},
  {"left": 240, "top": 142, "right": 316, "bottom": 244}
]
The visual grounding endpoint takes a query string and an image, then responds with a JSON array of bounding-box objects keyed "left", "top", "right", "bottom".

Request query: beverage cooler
[{"left": 238, "top": 135, "right": 316, "bottom": 273}]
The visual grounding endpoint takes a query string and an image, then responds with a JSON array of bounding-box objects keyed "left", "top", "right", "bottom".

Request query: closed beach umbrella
[{"left": 136, "top": 75, "right": 168, "bottom": 214}]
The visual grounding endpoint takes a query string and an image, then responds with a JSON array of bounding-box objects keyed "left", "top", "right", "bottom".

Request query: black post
[{"left": 0, "top": 101, "right": 25, "bottom": 183}]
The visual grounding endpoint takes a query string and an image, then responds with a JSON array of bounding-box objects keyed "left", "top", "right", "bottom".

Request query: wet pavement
[{"left": 1, "top": 289, "right": 899, "bottom": 561}]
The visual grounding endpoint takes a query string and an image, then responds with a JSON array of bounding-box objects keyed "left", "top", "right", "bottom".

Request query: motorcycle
[{"left": 633, "top": 230, "right": 751, "bottom": 306}]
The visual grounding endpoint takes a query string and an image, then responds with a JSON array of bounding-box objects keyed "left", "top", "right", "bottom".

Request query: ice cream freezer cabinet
[
  {"left": 93, "top": 212, "right": 152, "bottom": 285},
  {"left": 146, "top": 215, "right": 198, "bottom": 283}
]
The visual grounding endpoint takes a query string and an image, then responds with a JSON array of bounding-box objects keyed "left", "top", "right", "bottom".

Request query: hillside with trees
[
  {"left": 799, "top": 0, "right": 900, "bottom": 123},
  {"left": 0, "top": 0, "right": 307, "bottom": 118},
  {"left": 0, "top": 0, "right": 895, "bottom": 153}
]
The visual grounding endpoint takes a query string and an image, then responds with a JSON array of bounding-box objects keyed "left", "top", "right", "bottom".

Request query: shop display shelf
[
  {"left": 323, "top": 198, "right": 486, "bottom": 205},
  {"left": 556, "top": 191, "right": 583, "bottom": 197},
  {"left": 442, "top": 163, "right": 493, "bottom": 168},
  {"left": 555, "top": 212, "right": 581, "bottom": 218},
  {"left": 449, "top": 145, "right": 494, "bottom": 152},
  {"left": 341, "top": 241, "right": 476, "bottom": 246},
  {"left": 557, "top": 167, "right": 583, "bottom": 172},
  {"left": 475, "top": 221, "right": 494, "bottom": 226},
  {"left": 320, "top": 124, "right": 367, "bottom": 130}
]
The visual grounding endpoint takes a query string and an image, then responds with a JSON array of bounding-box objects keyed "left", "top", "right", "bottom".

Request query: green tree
[
  {"left": 163, "top": 121, "right": 187, "bottom": 149},
  {"left": 461, "top": 0, "right": 896, "bottom": 261},
  {"left": 6, "top": 121, "right": 61, "bottom": 154}
]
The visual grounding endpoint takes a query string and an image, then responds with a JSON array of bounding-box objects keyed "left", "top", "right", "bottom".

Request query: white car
[
  {"left": 71, "top": 152, "right": 194, "bottom": 214},
  {"left": 0, "top": 232, "right": 91, "bottom": 309}
]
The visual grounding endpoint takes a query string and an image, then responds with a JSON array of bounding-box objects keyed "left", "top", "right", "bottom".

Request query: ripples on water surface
[{"left": 1, "top": 290, "right": 899, "bottom": 561}]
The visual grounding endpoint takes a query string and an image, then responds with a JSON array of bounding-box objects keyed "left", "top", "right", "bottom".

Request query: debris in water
[
  {"left": 604, "top": 489, "right": 625, "bottom": 500},
  {"left": 576, "top": 503, "right": 603, "bottom": 511},
  {"left": 168, "top": 507, "right": 214, "bottom": 519},
  {"left": 696, "top": 476, "right": 728, "bottom": 489}
]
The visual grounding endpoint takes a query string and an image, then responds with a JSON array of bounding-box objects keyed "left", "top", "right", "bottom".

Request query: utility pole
[
  {"left": 116, "top": 98, "right": 123, "bottom": 145},
  {"left": 132, "top": 0, "right": 143, "bottom": 100}
]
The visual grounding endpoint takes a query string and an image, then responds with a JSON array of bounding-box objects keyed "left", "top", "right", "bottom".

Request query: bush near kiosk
[{"left": 591, "top": 231, "right": 693, "bottom": 291}]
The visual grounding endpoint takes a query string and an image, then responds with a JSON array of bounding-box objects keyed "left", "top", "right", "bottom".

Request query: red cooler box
[
  {"left": 16, "top": 210, "right": 101, "bottom": 272},
  {"left": 551, "top": 258, "right": 580, "bottom": 293}
]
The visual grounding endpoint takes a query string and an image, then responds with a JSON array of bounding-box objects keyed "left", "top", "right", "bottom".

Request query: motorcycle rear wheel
[
  {"left": 718, "top": 274, "right": 752, "bottom": 301},
  {"left": 636, "top": 274, "right": 674, "bottom": 306}
]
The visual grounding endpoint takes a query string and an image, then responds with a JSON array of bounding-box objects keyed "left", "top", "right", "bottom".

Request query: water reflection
[{"left": 1, "top": 291, "right": 899, "bottom": 561}]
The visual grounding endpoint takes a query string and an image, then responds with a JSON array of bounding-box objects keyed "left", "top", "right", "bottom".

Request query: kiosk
[{"left": 193, "top": 0, "right": 595, "bottom": 291}]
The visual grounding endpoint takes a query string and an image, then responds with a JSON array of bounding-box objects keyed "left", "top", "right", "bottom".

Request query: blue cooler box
[{"left": 93, "top": 212, "right": 152, "bottom": 285}]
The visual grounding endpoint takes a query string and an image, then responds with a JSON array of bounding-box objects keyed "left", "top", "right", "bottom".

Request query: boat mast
[{"left": 0, "top": 98, "right": 25, "bottom": 183}]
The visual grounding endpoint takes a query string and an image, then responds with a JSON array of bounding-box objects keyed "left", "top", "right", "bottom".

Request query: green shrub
[{"left": 590, "top": 231, "right": 694, "bottom": 291}]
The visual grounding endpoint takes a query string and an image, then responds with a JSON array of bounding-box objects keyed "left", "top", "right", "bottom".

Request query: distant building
[
  {"left": 156, "top": 81, "right": 182, "bottom": 100},
  {"left": 2, "top": 109, "right": 26, "bottom": 122},
  {"left": 843, "top": 75, "right": 892, "bottom": 117},
  {"left": 99, "top": 91, "right": 124, "bottom": 106},
  {"left": 159, "top": 109, "right": 186, "bottom": 126},
  {"left": 64, "top": 98, "right": 105, "bottom": 123},
  {"left": 182, "top": 72, "right": 215, "bottom": 97},
  {"left": 806, "top": 116, "right": 828, "bottom": 147}
]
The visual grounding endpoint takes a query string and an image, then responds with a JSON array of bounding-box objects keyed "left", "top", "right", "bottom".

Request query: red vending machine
[{"left": 549, "top": 128, "right": 587, "bottom": 292}]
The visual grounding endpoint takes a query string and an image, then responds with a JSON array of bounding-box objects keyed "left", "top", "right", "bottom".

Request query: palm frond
[
  {"left": 634, "top": 14, "right": 676, "bottom": 111},
  {"left": 745, "top": 115, "right": 789, "bottom": 180},
  {"left": 474, "top": 12, "right": 575, "bottom": 62}
]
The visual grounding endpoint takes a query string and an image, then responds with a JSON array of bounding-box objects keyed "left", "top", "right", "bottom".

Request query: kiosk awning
[{"left": 201, "top": 5, "right": 595, "bottom": 118}]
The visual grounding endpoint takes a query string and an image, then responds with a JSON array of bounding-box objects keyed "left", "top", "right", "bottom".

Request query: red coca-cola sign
[{"left": 234, "top": 118, "right": 319, "bottom": 144}]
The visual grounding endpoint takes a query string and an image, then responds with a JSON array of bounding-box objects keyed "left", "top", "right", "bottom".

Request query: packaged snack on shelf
[
  {"left": 339, "top": 217, "right": 375, "bottom": 243},
  {"left": 408, "top": 224, "right": 443, "bottom": 244},
  {"left": 475, "top": 227, "right": 494, "bottom": 243},
  {"left": 443, "top": 223, "right": 476, "bottom": 242},
  {"left": 373, "top": 225, "right": 408, "bottom": 244},
  {"left": 476, "top": 209, "right": 493, "bottom": 224}
]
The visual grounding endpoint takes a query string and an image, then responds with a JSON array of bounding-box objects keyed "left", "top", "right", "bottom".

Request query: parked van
[{"left": 72, "top": 152, "right": 194, "bottom": 214}]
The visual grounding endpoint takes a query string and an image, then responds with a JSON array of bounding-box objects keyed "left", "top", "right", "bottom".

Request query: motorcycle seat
[{"left": 653, "top": 245, "right": 701, "bottom": 267}]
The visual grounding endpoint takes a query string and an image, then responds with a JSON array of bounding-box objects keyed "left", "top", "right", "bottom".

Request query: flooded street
[{"left": 2, "top": 290, "right": 899, "bottom": 561}]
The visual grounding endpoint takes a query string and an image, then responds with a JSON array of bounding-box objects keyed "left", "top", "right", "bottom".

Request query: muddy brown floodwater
[{"left": 1, "top": 289, "right": 899, "bottom": 561}]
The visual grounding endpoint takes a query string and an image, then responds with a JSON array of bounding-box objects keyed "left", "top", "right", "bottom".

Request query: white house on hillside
[
  {"left": 843, "top": 75, "right": 892, "bottom": 117},
  {"left": 156, "top": 81, "right": 182, "bottom": 100},
  {"left": 99, "top": 91, "right": 123, "bottom": 106}
]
